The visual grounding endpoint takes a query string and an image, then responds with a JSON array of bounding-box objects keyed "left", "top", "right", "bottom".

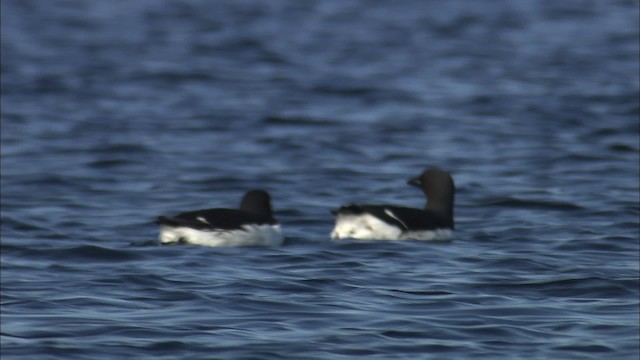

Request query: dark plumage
[
  {"left": 331, "top": 204, "right": 450, "bottom": 231},
  {"left": 156, "top": 190, "right": 277, "bottom": 230}
]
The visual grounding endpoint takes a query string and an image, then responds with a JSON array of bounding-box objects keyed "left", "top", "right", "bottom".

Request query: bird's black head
[
  {"left": 239, "top": 189, "right": 273, "bottom": 217},
  {"left": 407, "top": 168, "right": 454, "bottom": 199}
]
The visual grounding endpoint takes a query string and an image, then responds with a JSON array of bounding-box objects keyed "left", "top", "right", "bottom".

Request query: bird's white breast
[
  {"left": 159, "top": 224, "right": 283, "bottom": 247},
  {"left": 331, "top": 213, "right": 452, "bottom": 241}
]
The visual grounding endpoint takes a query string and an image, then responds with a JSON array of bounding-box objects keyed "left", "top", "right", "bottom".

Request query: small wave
[
  {"left": 71, "top": 245, "right": 144, "bottom": 261},
  {"left": 607, "top": 143, "right": 638, "bottom": 153},
  {"left": 552, "top": 344, "right": 614, "bottom": 353},
  {"left": 22, "top": 245, "right": 145, "bottom": 263},
  {"left": 144, "top": 340, "right": 189, "bottom": 352},
  {"left": 88, "top": 143, "right": 152, "bottom": 154},
  {"left": 131, "top": 70, "right": 216, "bottom": 84},
  {"left": 1, "top": 216, "right": 51, "bottom": 232},
  {"left": 475, "top": 276, "right": 638, "bottom": 298},
  {"left": 478, "top": 197, "right": 584, "bottom": 211},
  {"left": 389, "top": 289, "right": 453, "bottom": 297},
  {"left": 87, "top": 159, "right": 139, "bottom": 169},
  {"left": 263, "top": 115, "right": 341, "bottom": 126},
  {"left": 129, "top": 239, "right": 161, "bottom": 247}
]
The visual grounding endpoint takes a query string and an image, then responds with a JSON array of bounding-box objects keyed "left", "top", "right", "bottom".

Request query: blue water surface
[{"left": 1, "top": 1, "right": 639, "bottom": 359}]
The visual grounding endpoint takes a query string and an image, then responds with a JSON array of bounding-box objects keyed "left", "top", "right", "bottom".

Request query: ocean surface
[{"left": 1, "top": 0, "right": 639, "bottom": 359}]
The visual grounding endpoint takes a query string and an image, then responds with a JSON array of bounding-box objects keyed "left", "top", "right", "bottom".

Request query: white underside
[
  {"left": 331, "top": 213, "right": 452, "bottom": 241},
  {"left": 159, "top": 224, "right": 284, "bottom": 247}
]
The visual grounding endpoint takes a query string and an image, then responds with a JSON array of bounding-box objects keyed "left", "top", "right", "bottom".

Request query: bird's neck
[{"left": 425, "top": 196, "right": 454, "bottom": 227}]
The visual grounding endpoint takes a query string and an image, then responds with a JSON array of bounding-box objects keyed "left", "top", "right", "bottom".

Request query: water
[{"left": 1, "top": 0, "right": 639, "bottom": 359}]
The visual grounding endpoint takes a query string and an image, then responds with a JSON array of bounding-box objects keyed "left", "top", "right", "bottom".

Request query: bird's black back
[{"left": 156, "top": 208, "right": 277, "bottom": 230}]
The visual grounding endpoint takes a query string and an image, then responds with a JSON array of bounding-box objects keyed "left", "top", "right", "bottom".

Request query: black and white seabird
[
  {"left": 330, "top": 168, "right": 455, "bottom": 241},
  {"left": 156, "top": 190, "right": 284, "bottom": 247}
]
